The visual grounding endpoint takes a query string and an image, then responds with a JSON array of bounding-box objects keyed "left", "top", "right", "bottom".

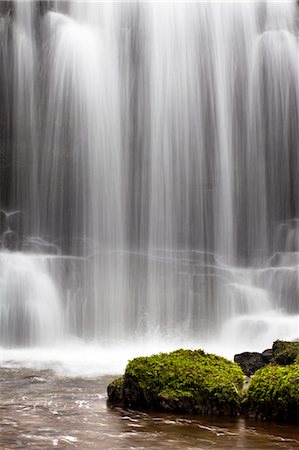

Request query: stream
[{"left": 0, "top": 368, "right": 298, "bottom": 449}]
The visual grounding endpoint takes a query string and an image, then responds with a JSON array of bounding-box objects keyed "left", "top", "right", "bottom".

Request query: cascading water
[
  {"left": 0, "top": 252, "right": 63, "bottom": 347},
  {"left": 0, "top": 1, "right": 298, "bottom": 370}
]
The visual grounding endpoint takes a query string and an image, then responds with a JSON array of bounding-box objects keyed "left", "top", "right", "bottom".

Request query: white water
[
  {"left": 0, "top": 253, "right": 63, "bottom": 347},
  {"left": 0, "top": 1, "right": 298, "bottom": 373}
]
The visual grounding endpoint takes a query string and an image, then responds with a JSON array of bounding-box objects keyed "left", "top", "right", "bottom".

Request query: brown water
[{"left": 0, "top": 368, "right": 298, "bottom": 449}]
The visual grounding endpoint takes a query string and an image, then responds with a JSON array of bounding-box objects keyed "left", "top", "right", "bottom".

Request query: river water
[{"left": 0, "top": 368, "right": 298, "bottom": 450}]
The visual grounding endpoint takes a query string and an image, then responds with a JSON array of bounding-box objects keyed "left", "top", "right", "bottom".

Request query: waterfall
[
  {"left": 0, "top": 252, "right": 63, "bottom": 347},
  {"left": 0, "top": 1, "right": 298, "bottom": 356}
]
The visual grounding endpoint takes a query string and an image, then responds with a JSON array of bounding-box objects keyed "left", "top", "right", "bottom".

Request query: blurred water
[
  {"left": 0, "top": 1, "right": 298, "bottom": 356},
  {"left": 0, "top": 368, "right": 298, "bottom": 449}
]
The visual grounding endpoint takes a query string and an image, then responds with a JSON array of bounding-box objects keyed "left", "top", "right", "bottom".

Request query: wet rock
[
  {"left": 235, "top": 340, "right": 299, "bottom": 376},
  {"left": 107, "top": 377, "right": 124, "bottom": 405},
  {"left": 234, "top": 352, "right": 266, "bottom": 376},
  {"left": 261, "top": 348, "right": 273, "bottom": 364}
]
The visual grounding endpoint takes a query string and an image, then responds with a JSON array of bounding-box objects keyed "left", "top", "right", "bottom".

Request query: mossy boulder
[
  {"left": 272, "top": 340, "right": 299, "bottom": 365},
  {"left": 245, "top": 364, "right": 299, "bottom": 423},
  {"left": 107, "top": 349, "right": 244, "bottom": 416},
  {"left": 107, "top": 377, "right": 124, "bottom": 405}
]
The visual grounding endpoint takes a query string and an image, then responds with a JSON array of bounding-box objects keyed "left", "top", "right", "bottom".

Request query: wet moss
[
  {"left": 108, "top": 349, "right": 244, "bottom": 416},
  {"left": 246, "top": 364, "right": 299, "bottom": 423},
  {"left": 272, "top": 340, "right": 299, "bottom": 366},
  {"left": 107, "top": 376, "right": 124, "bottom": 405}
]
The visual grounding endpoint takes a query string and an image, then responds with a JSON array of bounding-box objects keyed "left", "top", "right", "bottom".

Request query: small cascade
[
  {"left": 220, "top": 269, "right": 298, "bottom": 351},
  {"left": 0, "top": 252, "right": 63, "bottom": 347},
  {"left": 221, "top": 313, "right": 298, "bottom": 353},
  {"left": 226, "top": 282, "right": 272, "bottom": 316}
]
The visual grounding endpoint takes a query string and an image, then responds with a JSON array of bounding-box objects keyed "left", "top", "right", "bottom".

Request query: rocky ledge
[{"left": 234, "top": 340, "right": 299, "bottom": 376}]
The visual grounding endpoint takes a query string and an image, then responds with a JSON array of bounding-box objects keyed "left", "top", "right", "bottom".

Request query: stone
[
  {"left": 108, "top": 349, "right": 244, "bottom": 416},
  {"left": 234, "top": 352, "right": 266, "bottom": 376},
  {"left": 261, "top": 348, "right": 273, "bottom": 364}
]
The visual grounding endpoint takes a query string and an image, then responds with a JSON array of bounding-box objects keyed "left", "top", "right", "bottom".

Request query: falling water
[
  {"left": 0, "top": 1, "right": 298, "bottom": 363},
  {"left": 0, "top": 252, "right": 62, "bottom": 347}
]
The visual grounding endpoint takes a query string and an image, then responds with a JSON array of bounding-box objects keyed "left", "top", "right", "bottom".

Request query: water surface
[{"left": 0, "top": 368, "right": 298, "bottom": 449}]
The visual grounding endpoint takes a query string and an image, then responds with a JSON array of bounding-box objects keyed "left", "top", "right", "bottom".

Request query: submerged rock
[{"left": 107, "top": 349, "right": 244, "bottom": 416}]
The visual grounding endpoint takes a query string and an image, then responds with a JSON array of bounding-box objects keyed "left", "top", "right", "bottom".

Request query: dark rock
[
  {"left": 123, "top": 373, "right": 147, "bottom": 409},
  {"left": 234, "top": 352, "right": 266, "bottom": 376},
  {"left": 107, "top": 377, "right": 124, "bottom": 405},
  {"left": 235, "top": 340, "right": 299, "bottom": 377},
  {"left": 261, "top": 348, "right": 273, "bottom": 364}
]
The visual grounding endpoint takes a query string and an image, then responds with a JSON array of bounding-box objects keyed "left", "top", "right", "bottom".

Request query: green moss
[
  {"left": 246, "top": 364, "right": 299, "bottom": 422},
  {"left": 109, "top": 349, "right": 244, "bottom": 415},
  {"left": 272, "top": 340, "right": 299, "bottom": 365},
  {"left": 107, "top": 376, "right": 124, "bottom": 405}
]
